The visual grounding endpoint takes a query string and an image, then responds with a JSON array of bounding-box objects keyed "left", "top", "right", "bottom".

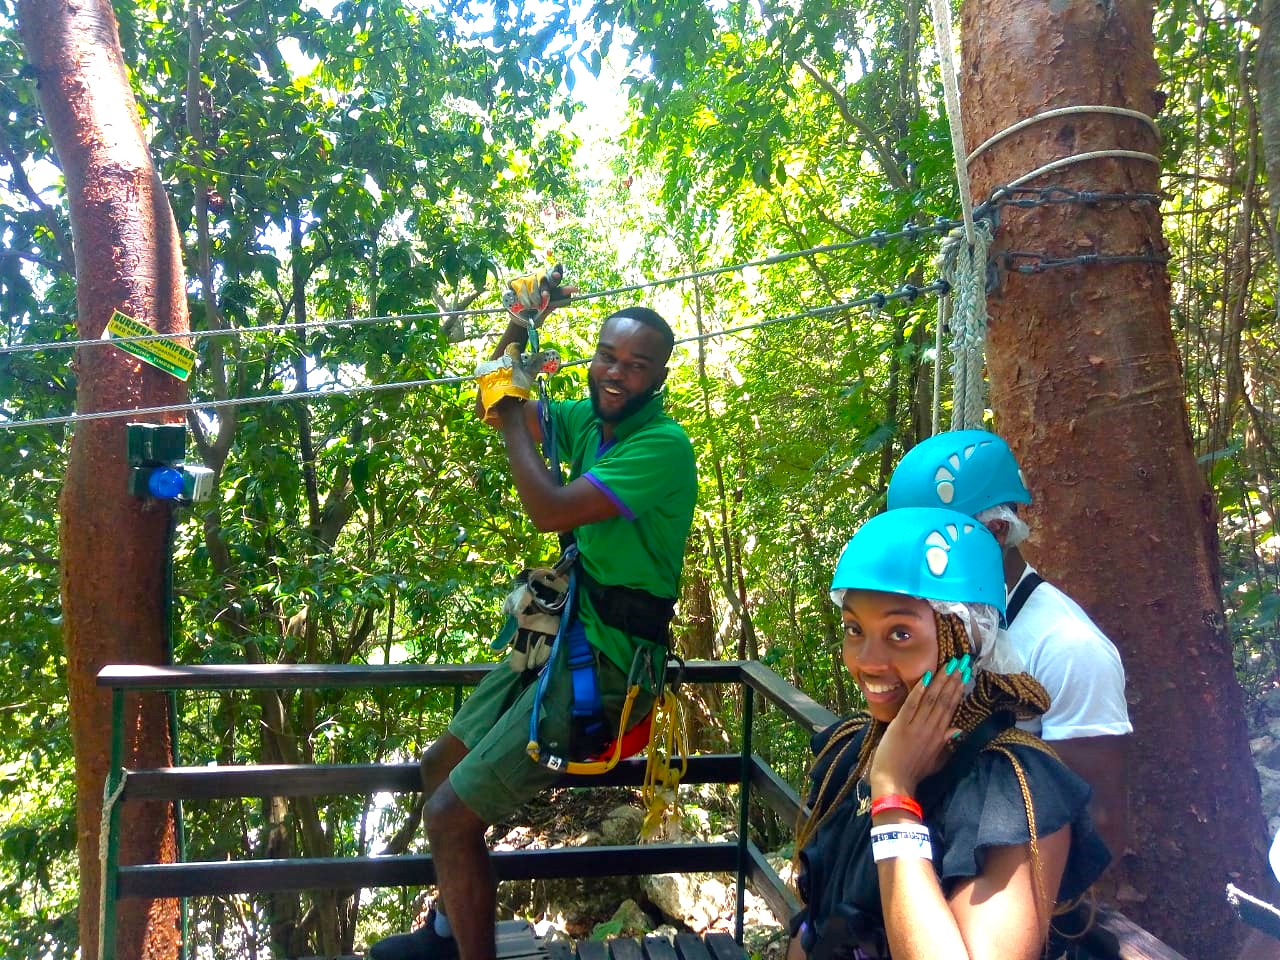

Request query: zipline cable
[
  {"left": 0, "top": 222, "right": 959, "bottom": 359},
  {"left": 0, "top": 281, "right": 949, "bottom": 432}
]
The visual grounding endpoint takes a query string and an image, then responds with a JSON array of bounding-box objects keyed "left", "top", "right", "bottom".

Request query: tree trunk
[
  {"left": 961, "top": 0, "right": 1266, "bottom": 953},
  {"left": 16, "top": 2, "right": 188, "bottom": 958}
]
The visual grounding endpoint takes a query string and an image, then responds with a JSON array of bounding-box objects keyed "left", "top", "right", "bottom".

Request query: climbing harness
[
  {"left": 519, "top": 553, "right": 686, "bottom": 778},
  {"left": 527, "top": 556, "right": 681, "bottom": 772},
  {"left": 516, "top": 534, "right": 684, "bottom": 776},
  {"left": 525, "top": 609, "right": 688, "bottom": 802}
]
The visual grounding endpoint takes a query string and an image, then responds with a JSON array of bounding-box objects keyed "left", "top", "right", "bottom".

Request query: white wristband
[{"left": 870, "top": 824, "right": 933, "bottom": 862}]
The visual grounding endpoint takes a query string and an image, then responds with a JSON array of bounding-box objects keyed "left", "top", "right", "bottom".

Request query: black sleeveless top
[{"left": 792, "top": 716, "right": 1110, "bottom": 958}]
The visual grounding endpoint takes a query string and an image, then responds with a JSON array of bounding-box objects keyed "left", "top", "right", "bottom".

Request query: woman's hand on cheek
[{"left": 868, "top": 664, "right": 965, "bottom": 799}]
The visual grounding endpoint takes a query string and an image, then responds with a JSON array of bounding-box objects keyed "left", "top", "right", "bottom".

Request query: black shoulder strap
[{"left": 1005, "top": 571, "right": 1045, "bottom": 627}]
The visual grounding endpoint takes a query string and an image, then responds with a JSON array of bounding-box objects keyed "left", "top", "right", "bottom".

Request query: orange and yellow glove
[
  {"left": 475, "top": 343, "right": 561, "bottom": 427},
  {"left": 501, "top": 264, "right": 573, "bottom": 328}
]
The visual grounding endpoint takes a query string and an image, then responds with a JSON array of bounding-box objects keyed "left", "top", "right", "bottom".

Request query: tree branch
[
  {"left": 797, "top": 58, "right": 910, "bottom": 190},
  {"left": 0, "top": 136, "right": 74, "bottom": 264}
]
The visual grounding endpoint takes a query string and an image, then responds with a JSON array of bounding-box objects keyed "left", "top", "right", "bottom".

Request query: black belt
[{"left": 576, "top": 566, "right": 675, "bottom": 645}]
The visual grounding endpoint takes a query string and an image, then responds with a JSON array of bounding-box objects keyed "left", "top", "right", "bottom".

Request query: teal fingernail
[
  {"left": 944, "top": 657, "right": 959, "bottom": 675},
  {"left": 922, "top": 670, "right": 933, "bottom": 687},
  {"left": 959, "top": 653, "right": 971, "bottom": 671},
  {"left": 950, "top": 731, "right": 963, "bottom": 741},
  {"left": 962, "top": 667, "right": 972, "bottom": 684}
]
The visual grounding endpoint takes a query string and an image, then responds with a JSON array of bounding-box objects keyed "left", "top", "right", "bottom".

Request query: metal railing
[
  {"left": 95, "top": 659, "right": 1189, "bottom": 960},
  {"left": 96, "top": 660, "right": 837, "bottom": 960}
]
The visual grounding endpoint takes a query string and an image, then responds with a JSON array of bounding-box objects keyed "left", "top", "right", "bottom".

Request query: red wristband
[{"left": 870, "top": 794, "right": 923, "bottom": 819}]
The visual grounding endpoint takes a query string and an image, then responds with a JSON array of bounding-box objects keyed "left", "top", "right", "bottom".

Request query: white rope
[
  {"left": 932, "top": 288, "right": 948, "bottom": 436},
  {"left": 926, "top": 0, "right": 984, "bottom": 424},
  {"left": 938, "top": 219, "right": 994, "bottom": 430},
  {"left": 1003, "top": 149, "right": 1161, "bottom": 192},
  {"left": 928, "top": 0, "right": 977, "bottom": 246},
  {"left": 967, "top": 106, "right": 1161, "bottom": 167},
  {"left": 98, "top": 772, "right": 127, "bottom": 960}
]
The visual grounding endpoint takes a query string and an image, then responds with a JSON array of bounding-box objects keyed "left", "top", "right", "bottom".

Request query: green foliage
[
  {"left": 0, "top": 425, "right": 72, "bottom": 955},
  {"left": 1153, "top": 0, "right": 1280, "bottom": 707},
  {"left": 2, "top": 0, "right": 590, "bottom": 952},
  {"left": 3, "top": 0, "right": 1279, "bottom": 952},
  {"left": 590, "top": 918, "right": 626, "bottom": 940}
]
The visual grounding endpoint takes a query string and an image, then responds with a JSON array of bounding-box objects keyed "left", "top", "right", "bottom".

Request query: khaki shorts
[{"left": 447, "top": 631, "right": 654, "bottom": 824}]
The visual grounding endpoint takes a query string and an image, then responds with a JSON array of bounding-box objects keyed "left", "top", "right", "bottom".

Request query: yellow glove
[
  {"left": 501, "top": 264, "right": 572, "bottom": 328},
  {"left": 475, "top": 343, "right": 560, "bottom": 427}
]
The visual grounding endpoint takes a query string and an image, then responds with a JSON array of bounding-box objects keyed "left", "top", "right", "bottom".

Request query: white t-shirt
[{"left": 1006, "top": 564, "right": 1133, "bottom": 741}]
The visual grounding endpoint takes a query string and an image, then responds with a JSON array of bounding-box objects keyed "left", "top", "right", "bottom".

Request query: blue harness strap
[
  {"left": 528, "top": 567, "right": 574, "bottom": 753},
  {"left": 528, "top": 325, "right": 561, "bottom": 479},
  {"left": 539, "top": 390, "right": 560, "bottom": 477},
  {"left": 520, "top": 344, "right": 606, "bottom": 761},
  {"left": 565, "top": 618, "right": 606, "bottom": 742},
  {"left": 526, "top": 564, "right": 610, "bottom": 762}
]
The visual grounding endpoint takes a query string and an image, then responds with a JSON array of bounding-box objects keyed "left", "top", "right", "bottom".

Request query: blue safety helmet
[
  {"left": 886, "top": 429, "right": 1031, "bottom": 517},
  {"left": 830, "top": 507, "right": 1007, "bottom": 615}
]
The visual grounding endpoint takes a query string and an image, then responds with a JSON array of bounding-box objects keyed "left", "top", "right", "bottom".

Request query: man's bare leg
[
  {"left": 420, "top": 732, "right": 471, "bottom": 924},
  {"left": 426, "top": 781, "right": 496, "bottom": 960},
  {"left": 421, "top": 732, "right": 470, "bottom": 796},
  {"left": 368, "top": 734, "right": 473, "bottom": 959}
]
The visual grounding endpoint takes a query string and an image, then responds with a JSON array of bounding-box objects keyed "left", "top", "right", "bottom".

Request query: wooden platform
[
  {"left": 558, "top": 929, "right": 746, "bottom": 960},
  {"left": 305, "top": 910, "right": 1182, "bottom": 960},
  {"left": 311, "top": 921, "right": 752, "bottom": 960}
]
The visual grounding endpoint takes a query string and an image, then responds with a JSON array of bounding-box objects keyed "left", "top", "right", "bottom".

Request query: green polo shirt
[{"left": 550, "top": 394, "right": 697, "bottom": 672}]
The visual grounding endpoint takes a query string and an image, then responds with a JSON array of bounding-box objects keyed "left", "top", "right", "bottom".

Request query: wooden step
[{"left": 348, "top": 923, "right": 748, "bottom": 960}]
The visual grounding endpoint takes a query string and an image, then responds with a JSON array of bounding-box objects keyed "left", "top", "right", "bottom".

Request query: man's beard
[{"left": 588, "top": 375, "right": 660, "bottom": 423}]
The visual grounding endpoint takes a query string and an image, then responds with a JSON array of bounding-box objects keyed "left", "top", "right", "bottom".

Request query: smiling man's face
[{"left": 587, "top": 316, "right": 669, "bottom": 423}]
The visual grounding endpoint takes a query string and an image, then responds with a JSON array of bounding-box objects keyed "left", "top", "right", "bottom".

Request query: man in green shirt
[{"left": 371, "top": 296, "right": 697, "bottom": 960}]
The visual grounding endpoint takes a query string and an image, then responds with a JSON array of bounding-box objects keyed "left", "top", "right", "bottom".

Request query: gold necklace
[{"left": 855, "top": 778, "right": 871, "bottom": 816}]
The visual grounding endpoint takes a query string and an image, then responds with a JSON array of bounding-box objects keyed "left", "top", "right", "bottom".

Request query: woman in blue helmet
[{"left": 787, "top": 508, "right": 1108, "bottom": 960}]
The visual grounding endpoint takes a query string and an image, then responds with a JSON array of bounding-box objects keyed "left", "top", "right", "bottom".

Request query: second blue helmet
[{"left": 886, "top": 429, "right": 1031, "bottom": 517}]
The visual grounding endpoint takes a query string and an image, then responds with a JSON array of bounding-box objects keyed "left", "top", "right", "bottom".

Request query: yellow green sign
[{"left": 102, "top": 309, "right": 196, "bottom": 381}]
